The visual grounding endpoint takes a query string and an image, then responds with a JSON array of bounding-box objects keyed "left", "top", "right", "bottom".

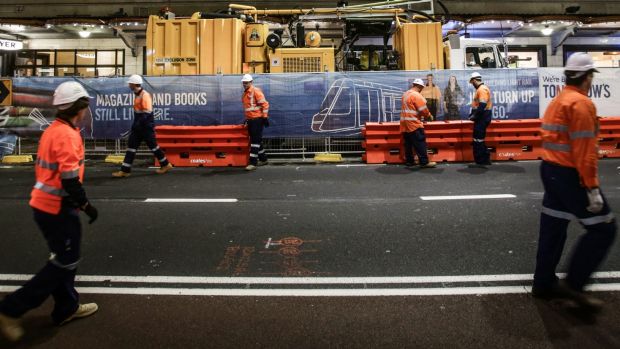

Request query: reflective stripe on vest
[
  {"left": 541, "top": 123, "right": 569, "bottom": 132},
  {"left": 542, "top": 142, "right": 571, "bottom": 152},
  {"left": 570, "top": 130, "right": 597, "bottom": 139},
  {"left": 35, "top": 158, "right": 59, "bottom": 170},
  {"left": 245, "top": 107, "right": 260, "bottom": 112},
  {"left": 60, "top": 168, "right": 80, "bottom": 179},
  {"left": 401, "top": 117, "right": 419, "bottom": 121},
  {"left": 34, "top": 181, "right": 67, "bottom": 197}
]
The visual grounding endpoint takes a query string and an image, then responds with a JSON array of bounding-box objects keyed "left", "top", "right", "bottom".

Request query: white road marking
[
  {"left": 420, "top": 194, "right": 517, "bottom": 201},
  {"left": 144, "top": 198, "right": 238, "bottom": 203},
  {"left": 0, "top": 272, "right": 619, "bottom": 284},
  {"left": 0, "top": 284, "right": 619, "bottom": 297}
]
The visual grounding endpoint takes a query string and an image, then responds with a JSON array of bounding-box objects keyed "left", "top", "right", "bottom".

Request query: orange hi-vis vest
[
  {"left": 134, "top": 89, "right": 153, "bottom": 115},
  {"left": 472, "top": 84, "right": 492, "bottom": 110},
  {"left": 541, "top": 85, "right": 599, "bottom": 188},
  {"left": 30, "top": 119, "right": 85, "bottom": 214},
  {"left": 242, "top": 85, "right": 269, "bottom": 119},
  {"left": 400, "top": 88, "right": 430, "bottom": 133}
]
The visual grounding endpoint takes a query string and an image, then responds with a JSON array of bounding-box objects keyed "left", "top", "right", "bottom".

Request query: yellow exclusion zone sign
[{"left": 0, "top": 79, "right": 11, "bottom": 106}]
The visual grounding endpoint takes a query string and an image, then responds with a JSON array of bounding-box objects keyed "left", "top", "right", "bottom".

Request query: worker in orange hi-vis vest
[
  {"left": 468, "top": 72, "right": 493, "bottom": 167},
  {"left": 241, "top": 74, "right": 270, "bottom": 171},
  {"left": 532, "top": 52, "right": 616, "bottom": 311},
  {"left": 0, "top": 82, "right": 99, "bottom": 342},
  {"left": 400, "top": 78, "right": 437, "bottom": 168},
  {"left": 112, "top": 74, "right": 173, "bottom": 178}
]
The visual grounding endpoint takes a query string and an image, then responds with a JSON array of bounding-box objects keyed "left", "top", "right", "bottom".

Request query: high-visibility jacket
[
  {"left": 30, "top": 119, "right": 85, "bottom": 214},
  {"left": 472, "top": 84, "right": 492, "bottom": 111},
  {"left": 541, "top": 85, "right": 599, "bottom": 189},
  {"left": 242, "top": 86, "right": 269, "bottom": 119},
  {"left": 400, "top": 88, "right": 430, "bottom": 133},
  {"left": 134, "top": 89, "right": 153, "bottom": 115}
]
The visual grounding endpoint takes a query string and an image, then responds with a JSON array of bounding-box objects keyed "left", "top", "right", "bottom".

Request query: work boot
[
  {"left": 558, "top": 280, "right": 604, "bottom": 312},
  {"left": 245, "top": 164, "right": 257, "bottom": 171},
  {"left": 532, "top": 281, "right": 604, "bottom": 312},
  {"left": 59, "top": 303, "right": 99, "bottom": 326},
  {"left": 404, "top": 162, "right": 415, "bottom": 167},
  {"left": 258, "top": 160, "right": 269, "bottom": 167},
  {"left": 420, "top": 161, "right": 437, "bottom": 168},
  {"left": 467, "top": 163, "right": 488, "bottom": 169},
  {"left": 112, "top": 170, "right": 131, "bottom": 178},
  {"left": 0, "top": 313, "right": 24, "bottom": 342},
  {"left": 156, "top": 163, "right": 173, "bottom": 174}
]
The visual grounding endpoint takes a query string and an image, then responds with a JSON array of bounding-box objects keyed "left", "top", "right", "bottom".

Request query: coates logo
[
  {"left": 190, "top": 159, "right": 211, "bottom": 164},
  {"left": 499, "top": 152, "right": 521, "bottom": 158},
  {"left": 598, "top": 149, "right": 616, "bottom": 155}
]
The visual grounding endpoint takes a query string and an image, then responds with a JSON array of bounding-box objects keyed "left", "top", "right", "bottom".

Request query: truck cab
[{"left": 445, "top": 35, "right": 507, "bottom": 69}]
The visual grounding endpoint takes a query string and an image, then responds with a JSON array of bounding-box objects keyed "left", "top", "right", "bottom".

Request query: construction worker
[
  {"left": 400, "top": 78, "right": 436, "bottom": 168},
  {"left": 0, "top": 82, "right": 99, "bottom": 342},
  {"left": 242, "top": 74, "right": 269, "bottom": 171},
  {"left": 112, "top": 74, "right": 173, "bottom": 177},
  {"left": 468, "top": 72, "right": 493, "bottom": 167},
  {"left": 532, "top": 53, "right": 616, "bottom": 311}
]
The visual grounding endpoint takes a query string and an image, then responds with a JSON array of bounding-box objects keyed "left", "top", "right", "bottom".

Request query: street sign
[{"left": 0, "top": 79, "right": 11, "bottom": 106}]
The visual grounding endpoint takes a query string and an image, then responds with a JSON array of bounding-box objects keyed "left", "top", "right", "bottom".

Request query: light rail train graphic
[{"left": 311, "top": 78, "right": 404, "bottom": 134}]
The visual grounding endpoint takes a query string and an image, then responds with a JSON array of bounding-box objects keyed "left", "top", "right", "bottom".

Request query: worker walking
[
  {"left": 400, "top": 78, "right": 436, "bottom": 168},
  {"left": 242, "top": 74, "right": 269, "bottom": 171},
  {"left": 112, "top": 74, "right": 173, "bottom": 177},
  {"left": 468, "top": 72, "right": 493, "bottom": 167},
  {"left": 532, "top": 53, "right": 616, "bottom": 311},
  {"left": 0, "top": 82, "right": 99, "bottom": 342}
]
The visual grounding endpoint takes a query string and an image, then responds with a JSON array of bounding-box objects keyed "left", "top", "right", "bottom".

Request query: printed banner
[
  {"left": 539, "top": 68, "right": 620, "bottom": 117},
  {"left": 0, "top": 69, "right": 561, "bottom": 142}
]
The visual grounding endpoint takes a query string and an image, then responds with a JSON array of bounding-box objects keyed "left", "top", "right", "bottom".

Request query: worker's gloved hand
[
  {"left": 263, "top": 118, "right": 270, "bottom": 128},
  {"left": 468, "top": 113, "right": 476, "bottom": 121},
  {"left": 428, "top": 115, "right": 434, "bottom": 121},
  {"left": 81, "top": 202, "right": 99, "bottom": 224},
  {"left": 243, "top": 119, "right": 248, "bottom": 126},
  {"left": 586, "top": 188, "right": 604, "bottom": 214}
]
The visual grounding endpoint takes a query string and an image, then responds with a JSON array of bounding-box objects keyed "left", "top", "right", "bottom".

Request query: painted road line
[
  {"left": 336, "top": 164, "right": 384, "bottom": 167},
  {"left": 1, "top": 272, "right": 619, "bottom": 284},
  {"left": 1, "top": 284, "right": 620, "bottom": 296},
  {"left": 144, "top": 198, "right": 238, "bottom": 203},
  {"left": 420, "top": 194, "right": 517, "bottom": 201}
]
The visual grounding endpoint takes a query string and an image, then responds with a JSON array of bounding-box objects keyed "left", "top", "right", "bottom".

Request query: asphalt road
[{"left": 0, "top": 160, "right": 619, "bottom": 348}]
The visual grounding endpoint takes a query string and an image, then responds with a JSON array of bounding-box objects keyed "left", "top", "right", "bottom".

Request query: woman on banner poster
[{"left": 442, "top": 75, "right": 465, "bottom": 121}]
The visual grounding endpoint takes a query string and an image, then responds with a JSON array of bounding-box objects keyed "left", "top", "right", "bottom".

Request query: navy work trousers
[
  {"left": 247, "top": 118, "right": 267, "bottom": 166},
  {"left": 0, "top": 208, "right": 82, "bottom": 324},
  {"left": 533, "top": 161, "right": 617, "bottom": 291},
  {"left": 121, "top": 114, "right": 169, "bottom": 173},
  {"left": 402, "top": 128, "right": 429, "bottom": 165},
  {"left": 472, "top": 111, "right": 492, "bottom": 165}
]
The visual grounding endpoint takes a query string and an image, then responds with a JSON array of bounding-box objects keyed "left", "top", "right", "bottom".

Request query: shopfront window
[
  {"left": 14, "top": 49, "right": 125, "bottom": 77},
  {"left": 564, "top": 45, "right": 620, "bottom": 68}
]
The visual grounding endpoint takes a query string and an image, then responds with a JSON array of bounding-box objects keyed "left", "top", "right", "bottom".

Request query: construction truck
[{"left": 145, "top": 2, "right": 506, "bottom": 76}]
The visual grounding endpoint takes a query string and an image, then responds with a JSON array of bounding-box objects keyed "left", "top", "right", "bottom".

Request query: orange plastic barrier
[
  {"left": 155, "top": 125, "right": 249, "bottom": 167},
  {"left": 598, "top": 117, "right": 620, "bottom": 159},
  {"left": 460, "top": 119, "right": 543, "bottom": 162},
  {"left": 362, "top": 118, "right": 620, "bottom": 164}
]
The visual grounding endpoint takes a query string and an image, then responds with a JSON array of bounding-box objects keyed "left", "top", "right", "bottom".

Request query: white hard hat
[
  {"left": 127, "top": 74, "right": 143, "bottom": 85},
  {"left": 241, "top": 74, "right": 253, "bottom": 82},
  {"left": 565, "top": 52, "right": 599, "bottom": 73},
  {"left": 53, "top": 81, "right": 91, "bottom": 109},
  {"left": 412, "top": 78, "right": 425, "bottom": 87},
  {"left": 470, "top": 72, "right": 482, "bottom": 81}
]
